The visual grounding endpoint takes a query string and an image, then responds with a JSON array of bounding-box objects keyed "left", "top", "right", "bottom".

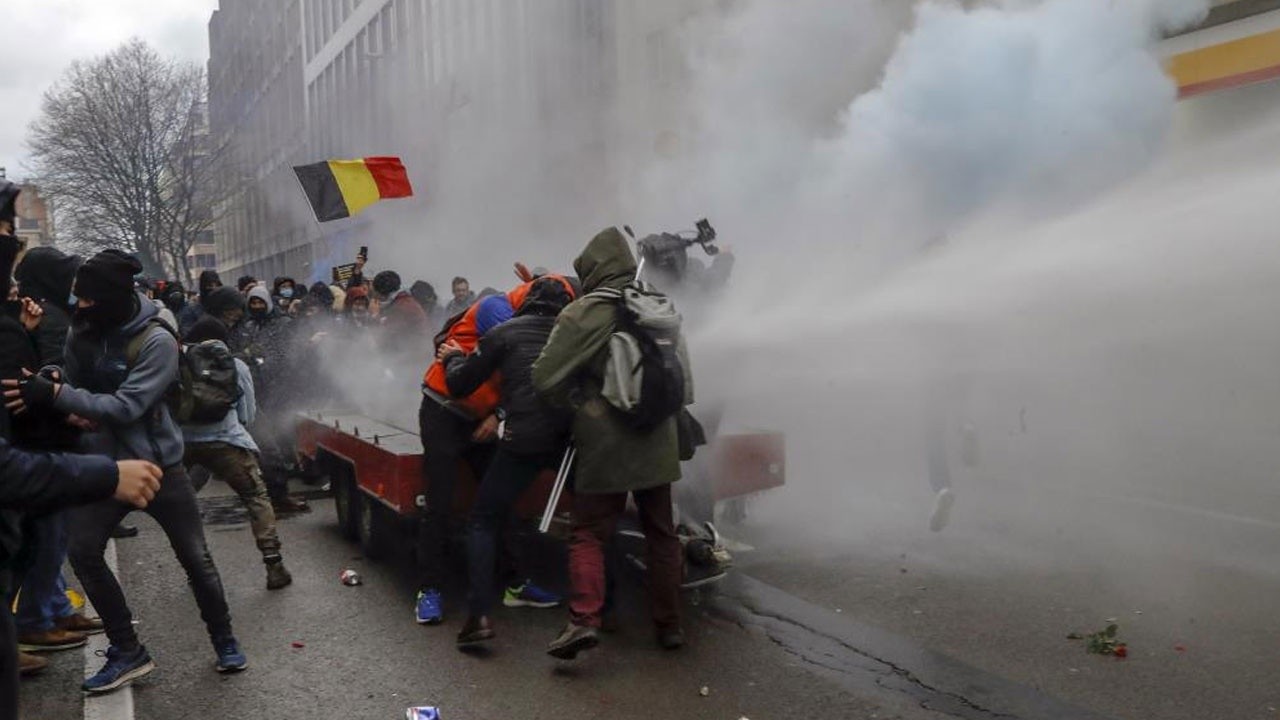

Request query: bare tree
[{"left": 26, "top": 39, "right": 231, "bottom": 280}]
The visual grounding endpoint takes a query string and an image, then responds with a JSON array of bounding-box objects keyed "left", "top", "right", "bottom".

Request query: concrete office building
[{"left": 208, "top": 0, "right": 623, "bottom": 283}]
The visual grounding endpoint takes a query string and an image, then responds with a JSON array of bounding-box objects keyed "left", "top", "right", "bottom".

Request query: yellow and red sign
[{"left": 1167, "top": 27, "right": 1280, "bottom": 99}]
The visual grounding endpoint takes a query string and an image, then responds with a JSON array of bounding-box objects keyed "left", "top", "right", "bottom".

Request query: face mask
[
  {"left": 73, "top": 301, "right": 132, "bottom": 331},
  {"left": 280, "top": 287, "right": 294, "bottom": 299},
  {"left": 68, "top": 293, "right": 78, "bottom": 306}
]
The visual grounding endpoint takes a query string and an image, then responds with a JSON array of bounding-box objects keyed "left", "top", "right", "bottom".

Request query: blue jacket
[
  {"left": 55, "top": 296, "right": 185, "bottom": 467},
  {"left": 182, "top": 354, "right": 259, "bottom": 453}
]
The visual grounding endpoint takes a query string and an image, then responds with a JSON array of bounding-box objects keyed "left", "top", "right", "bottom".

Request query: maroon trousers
[{"left": 568, "top": 484, "right": 682, "bottom": 631}]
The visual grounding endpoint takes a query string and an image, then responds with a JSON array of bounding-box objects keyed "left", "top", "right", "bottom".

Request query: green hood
[{"left": 574, "top": 227, "right": 637, "bottom": 293}]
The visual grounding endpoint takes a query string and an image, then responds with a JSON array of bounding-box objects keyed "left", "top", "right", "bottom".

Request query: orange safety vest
[{"left": 421, "top": 275, "right": 574, "bottom": 419}]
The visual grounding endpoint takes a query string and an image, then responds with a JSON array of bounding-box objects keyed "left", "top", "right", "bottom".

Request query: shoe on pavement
[
  {"left": 547, "top": 623, "right": 599, "bottom": 660},
  {"left": 18, "top": 652, "right": 48, "bottom": 677},
  {"left": 415, "top": 589, "right": 443, "bottom": 625},
  {"left": 272, "top": 496, "right": 311, "bottom": 515},
  {"left": 110, "top": 523, "right": 139, "bottom": 539},
  {"left": 214, "top": 637, "right": 248, "bottom": 673},
  {"left": 929, "top": 488, "right": 955, "bottom": 533},
  {"left": 18, "top": 628, "right": 88, "bottom": 652},
  {"left": 83, "top": 645, "right": 155, "bottom": 694},
  {"left": 503, "top": 581, "right": 561, "bottom": 609},
  {"left": 265, "top": 558, "right": 293, "bottom": 590},
  {"left": 56, "top": 613, "right": 105, "bottom": 635},
  {"left": 456, "top": 616, "right": 495, "bottom": 646},
  {"left": 657, "top": 627, "right": 685, "bottom": 650}
]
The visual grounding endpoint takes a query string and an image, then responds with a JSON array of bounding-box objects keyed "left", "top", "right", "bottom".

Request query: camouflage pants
[{"left": 183, "top": 442, "right": 282, "bottom": 557}]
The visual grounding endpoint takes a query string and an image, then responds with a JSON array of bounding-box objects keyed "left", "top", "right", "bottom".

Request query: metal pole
[{"left": 539, "top": 446, "right": 576, "bottom": 534}]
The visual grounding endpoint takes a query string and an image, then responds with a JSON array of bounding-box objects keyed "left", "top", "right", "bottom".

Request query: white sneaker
[{"left": 929, "top": 488, "right": 955, "bottom": 532}]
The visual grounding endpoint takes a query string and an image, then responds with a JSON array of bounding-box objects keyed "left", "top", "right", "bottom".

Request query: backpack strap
[{"left": 125, "top": 317, "right": 180, "bottom": 368}]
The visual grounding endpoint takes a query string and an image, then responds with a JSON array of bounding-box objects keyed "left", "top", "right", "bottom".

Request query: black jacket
[
  {"left": 444, "top": 314, "right": 569, "bottom": 455},
  {"left": 0, "top": 435, "right": 120, "bottom": 586}
]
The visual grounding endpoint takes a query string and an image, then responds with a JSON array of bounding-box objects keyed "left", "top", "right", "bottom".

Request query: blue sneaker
[
  {"left": 415, "top": 589, "right": 443, "bottom": 625},
  {"left": 214, "top": 638, "right": 248, "bottom": 673},
  {"left": 504, "top": 581, "right": 562, "bottom": 609},
  {"left": 83, "top": 644, "right": 155, "bottom": 694}
]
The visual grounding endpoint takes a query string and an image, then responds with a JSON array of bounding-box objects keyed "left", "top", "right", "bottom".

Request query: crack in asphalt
[{"left": 725, "top": 599, "right": 1020, "bottom": 719}]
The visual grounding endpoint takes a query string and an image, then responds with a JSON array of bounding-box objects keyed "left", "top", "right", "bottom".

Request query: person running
[
  {"left": 181, "top": 315, "right": 293, "bottom": 590},
  {"left": 439, "top": 277, "right": 575, "bottom": 646},
  {"left": 7, "top": 250, "right": 247, "bottom": 694}
]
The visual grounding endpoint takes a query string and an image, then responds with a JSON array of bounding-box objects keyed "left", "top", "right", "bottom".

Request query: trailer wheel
[
  {"left": 356, "top": 491, "right": 393, "bottom": 561},
  {"left": 322, "top": 453, "right": 358, "bottom": 538}
]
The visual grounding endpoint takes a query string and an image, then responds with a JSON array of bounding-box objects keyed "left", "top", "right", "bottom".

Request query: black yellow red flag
[{"left": 293, "top": 156, "right": 414, "bottom": 222}]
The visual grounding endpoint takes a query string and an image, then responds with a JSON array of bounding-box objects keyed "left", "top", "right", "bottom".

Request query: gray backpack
[{"left": 591, "top": 282, "right": 692, "bottom": 431}]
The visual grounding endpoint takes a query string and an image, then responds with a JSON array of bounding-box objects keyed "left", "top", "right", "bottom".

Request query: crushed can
[
  {"left": 405, "top": 708, "right": 441, "bottom": 720},
  {"left": 340, "top": 569, "right": 362, "bottom": 586}
]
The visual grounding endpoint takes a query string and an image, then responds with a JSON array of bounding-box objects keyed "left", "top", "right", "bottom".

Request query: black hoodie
[{"left": 15, "top": 246, "right": 82, "bottom": 366}]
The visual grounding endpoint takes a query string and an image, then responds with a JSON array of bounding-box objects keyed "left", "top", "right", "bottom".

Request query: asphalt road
[
  {"left": 81, "top": 483, "right": 950, "bottom": 720},
  {"left": 24, "top": 467, "right": 1271, "bottom": 720},
  {"left": 733, "top": 470, "right": 1280, "bottom": 720}
]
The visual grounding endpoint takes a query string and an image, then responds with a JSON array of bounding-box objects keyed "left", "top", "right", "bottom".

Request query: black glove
[{"left": 19, "top": 373, "right": 57, "bottom": 408}]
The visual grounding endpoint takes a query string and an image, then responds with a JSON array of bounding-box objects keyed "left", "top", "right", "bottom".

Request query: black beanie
[
  {"left": 518, "top": 276, "right": 573, "bottom": 317},
  {"left": 373, "top": 270, "right": 401, "bottom": 297},
  {"left": 185, "top": 314, "right": 230, "bottom": 344},
  {"left": 74, "top": 250, "right": 142, "bottom": 303},
  {"left": 203, "top": 286, "right": 246, "bottom": 317}
]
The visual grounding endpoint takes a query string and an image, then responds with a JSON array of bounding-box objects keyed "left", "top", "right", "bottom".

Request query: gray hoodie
[{"left": 54, "top": 296, "right": 184, "bottom": 467}]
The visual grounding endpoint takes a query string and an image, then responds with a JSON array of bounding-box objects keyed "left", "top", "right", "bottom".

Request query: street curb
[{"left": 82, "top": 539, "right": 134, "bottom": 720}]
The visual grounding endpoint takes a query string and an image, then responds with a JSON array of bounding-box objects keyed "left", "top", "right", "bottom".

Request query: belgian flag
[{"left": 293, "top": 156, "right": 414, "bottom": 222}]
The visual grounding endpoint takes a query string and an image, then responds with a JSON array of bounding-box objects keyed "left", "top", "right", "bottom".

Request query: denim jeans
[
  {"left": 14, "top": 511, "right": 75, "bottom": 633},
  {"left": 67, "top": 465, "right": 233, "bottom": 650},
  {"left": 466, "top": 449, "right": 559, "bottom": 616}
]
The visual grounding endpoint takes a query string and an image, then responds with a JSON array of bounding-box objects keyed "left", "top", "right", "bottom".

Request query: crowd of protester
[{"left": 1, "top": 176, "right": 712, "bottom": 710}]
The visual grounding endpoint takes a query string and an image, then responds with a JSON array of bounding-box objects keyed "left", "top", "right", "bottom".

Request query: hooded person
[
  {"left": 0, "top": 224, "right": 94, "bottom": 670},
  {"left": 238, "top": 284, "right": 306, "bottom": 515},
  {"left": 271, "top": 277, "right": 298, "bottom": 311},
  {"left": 8, "top": 248, "right": 248, "bottom": 692},
  {"left": 202, "top": 285, "right": 247, "bottom": 342},
  {"left": 14, "top": 247, "right": 81, "bottom": 367},
  {"left": 179, "top": 270, "right": 221, "bottom": 334},
  {"left": 439, "top": 277, "right": 576, "bottom": 644},
  {"left": 179, "top": 315, "right": 292, "bottom": 591},
  {"left": 533, "top": 227, "right": 692, "bottom": 659},
  {"left": 162, "top": 282, "right": 187, "bottom": 316},
  {"left": 9, "top": 246, "right": 107, "bottom": 657}
]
